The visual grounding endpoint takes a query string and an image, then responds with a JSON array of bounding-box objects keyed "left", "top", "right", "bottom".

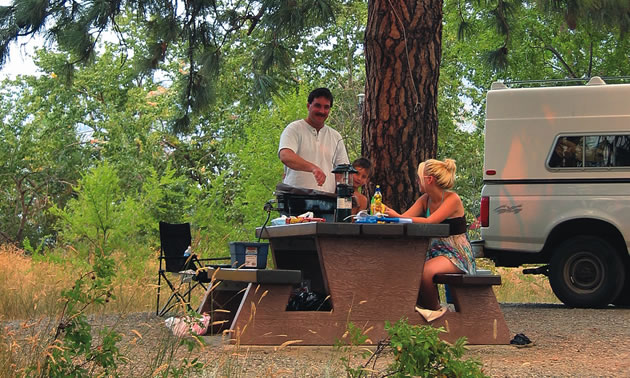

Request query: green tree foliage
[
  {"left": 452, "top": 0, "right": 630, "bottom": 77},
  {"left": 0, "top": 13, "right": 246, "bottom": 249},
  {"left": 0, "top": 0, "right": 340, "bottom": 129},
  {"left": 0, "top": 65, "right": 89, "bottom": 246},
  {"left": 298, "top": 1, "right": 366, "bottom": 86},
  {"left": 0, "top": 46, "right": 163, "bottom": 247},
  {"left": 1, "top": 0, "right": 628, "bottom": 214},
  {"left": 35, "top": 163, "right": 124, "bottom": 376},
  {"left": 50, "top": 160, "right": 188, "bottom": 262},
  {"left": 51, "top": 162, "right": 124, "bottom": 260},
  {"left": 538, "top": 0, "right": 630, "bottom": 35}
]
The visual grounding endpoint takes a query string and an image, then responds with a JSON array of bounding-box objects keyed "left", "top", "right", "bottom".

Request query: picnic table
[{"left": 198, "top": 222, "right": 510, "bottom": 345}]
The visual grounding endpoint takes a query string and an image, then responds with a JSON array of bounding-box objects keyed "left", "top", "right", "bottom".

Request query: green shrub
[
  {"left": 385, "top": 319, "right": 486, "bottom": 377},
  {"left": 26, "top": 161, "right": 207, "bottom": 376},
  {"left": 339, "top": 319, "right": 487, "bottom": 378}
]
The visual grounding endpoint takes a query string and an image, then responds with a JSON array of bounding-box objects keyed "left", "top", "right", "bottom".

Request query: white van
[{"left": 475, "top": 77, "right": 630, "bottom": 308}]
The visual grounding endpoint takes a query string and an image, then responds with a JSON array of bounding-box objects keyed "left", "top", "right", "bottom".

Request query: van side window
[
  {"left": 549, "top": 135, "right": 630, "bottom": 168},
  {"left": 584, "top": 135, "right": 630, "bottom": 167},
  {"left": 549, "top": 136, "right": 583, "bottom": 168}
]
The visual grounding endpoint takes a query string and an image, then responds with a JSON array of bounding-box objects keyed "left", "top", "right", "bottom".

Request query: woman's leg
[{"left": 419, "top": 256, "right": 462, "bottom": 310}]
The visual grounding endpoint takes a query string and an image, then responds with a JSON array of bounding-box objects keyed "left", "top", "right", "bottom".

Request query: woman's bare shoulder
[{"left": 444, "top": 191, "right": 462, "bottom": 202}]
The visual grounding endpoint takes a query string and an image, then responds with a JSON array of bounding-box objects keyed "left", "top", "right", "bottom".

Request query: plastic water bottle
[
  {"left": 183, "top": 246, "right": 191, "bottom": 257},
  {"left": 370, "top": 192, "right": 375, "bottom": 215},
  {"left": 370, "top": 185, "right": 384, "bottom": 215}
]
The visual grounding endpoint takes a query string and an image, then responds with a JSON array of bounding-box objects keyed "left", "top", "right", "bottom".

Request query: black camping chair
[{"left": 156, "top": 221, "right": 230, "bottom": 316}]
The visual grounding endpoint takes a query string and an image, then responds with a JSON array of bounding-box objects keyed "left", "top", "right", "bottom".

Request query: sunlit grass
[
  {"left": 0, "top": 244, "right": 213, "bottom": 320},
  {"left": 0, "top": 247, "right": 560, "bottom": 321},
  {"left": 477, "top": 258, "right": 560, "bottom": 304},
  {"left": 0, "top": 245, "right": 72, "bottom": 319},
  {"left": 0, "top": 244, "right": 232, "bottom": 376}
]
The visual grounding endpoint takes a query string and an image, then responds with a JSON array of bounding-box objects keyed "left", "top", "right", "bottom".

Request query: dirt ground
[
  {"left": 4, "top": 303, "right": 629, "bottom": 377},
  {"left": 466, "top": 304, "right": 629, "bottom": 377}
]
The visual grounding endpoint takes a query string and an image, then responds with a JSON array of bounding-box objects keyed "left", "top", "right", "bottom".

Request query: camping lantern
[{"left": 332, "top": 163, "right": 358, "bottom": 222}]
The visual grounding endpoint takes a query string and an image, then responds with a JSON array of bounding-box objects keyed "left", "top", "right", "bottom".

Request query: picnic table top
[{"left": 256, "top": 221, "right": 450, "bottom": 239}]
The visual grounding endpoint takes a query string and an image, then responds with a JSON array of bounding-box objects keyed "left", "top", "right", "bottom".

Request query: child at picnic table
[
  {"left": 351, "top": 157, "right": 372, "bottom": 214},
  {"left": 384, "top": 158, "right": 476, "bottom": 322}
]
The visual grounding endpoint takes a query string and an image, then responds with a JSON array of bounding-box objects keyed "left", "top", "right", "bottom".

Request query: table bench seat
[{"left": 429, "top": 272, "right": 510, "bottom": 344}]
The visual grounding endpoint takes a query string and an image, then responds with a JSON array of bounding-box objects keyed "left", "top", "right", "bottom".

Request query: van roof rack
[{"left": 498, "top": 76, "right": 630, "bottom": 88}]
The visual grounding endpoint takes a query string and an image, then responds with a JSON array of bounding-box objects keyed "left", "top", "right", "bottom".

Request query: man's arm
[{"left": 278, "top": 148, "right": 326, "bottom": 186}]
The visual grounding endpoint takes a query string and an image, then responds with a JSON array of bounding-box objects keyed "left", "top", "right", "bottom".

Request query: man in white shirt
[{"left": 278, "top": 88, "right": 349, "bottom": 193}]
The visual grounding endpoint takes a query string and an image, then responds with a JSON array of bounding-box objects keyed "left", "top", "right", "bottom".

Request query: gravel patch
[{"left": 3, "top": 304, "right": 629, "bottom": 377}]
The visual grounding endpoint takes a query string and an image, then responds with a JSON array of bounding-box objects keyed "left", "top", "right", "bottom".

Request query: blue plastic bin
[{"left": 229, "top": 242, "right": 269, "bottom": 269}]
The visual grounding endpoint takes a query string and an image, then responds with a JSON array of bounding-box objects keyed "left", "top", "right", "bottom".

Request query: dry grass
[
  {"left": 0, "top": 244, "right": 224, "bottom": 377},
  {"left": 0, "top": 245, "right": 162, "bottom": 320},
  {"left": 0, "top": 245, "right": 74, "bottom": 319},
  {"left": 476, "top": 259, "right": 560, "bottom": 304},
  {"left": 0, "top": 246, "right": 559, "bottom": 321},
  {"left": 0, "top": 241, "right": 336, "bottom": 377},
  {"left": 494, "top": 266, "right": 559, "bottom": 303}
]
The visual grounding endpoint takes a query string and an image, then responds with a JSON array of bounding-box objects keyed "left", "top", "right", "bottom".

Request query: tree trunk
[{"left": 362, "top": 0, "right": 442, "bottom": 212}]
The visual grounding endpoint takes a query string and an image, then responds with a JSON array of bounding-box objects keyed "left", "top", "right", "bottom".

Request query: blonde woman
[{"left": 385, "top": 158, "right": 476, "bottom": 321}]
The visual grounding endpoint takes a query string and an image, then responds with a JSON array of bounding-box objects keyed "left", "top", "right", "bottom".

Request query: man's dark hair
[
  {"left": 352, "top": 157, "right": 372, "bottom": 172},
  {"left": 308, "top": 87, "right": 334, "bottom": 107}
]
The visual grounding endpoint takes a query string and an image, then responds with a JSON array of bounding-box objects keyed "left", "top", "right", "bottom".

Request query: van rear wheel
[{"left": 549, "top": 236, "right": 625, "bottom": 308}]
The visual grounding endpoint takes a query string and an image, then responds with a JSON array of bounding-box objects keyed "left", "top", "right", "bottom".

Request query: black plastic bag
[{"left": 286, "top": 289, "right": 331, "bottom": 311}]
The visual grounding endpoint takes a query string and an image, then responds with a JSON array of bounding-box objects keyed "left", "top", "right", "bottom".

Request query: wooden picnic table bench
[
  {"left": 197, "top": 222, "right": 510, "bottom": 345},
  {"left": 432, "top": 272, "right": 510, "bottom": 344}
]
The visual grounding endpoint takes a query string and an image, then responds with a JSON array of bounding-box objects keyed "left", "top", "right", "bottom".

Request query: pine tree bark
[{"left": 362, "top": 0, "right": 442, "bottom": 212}]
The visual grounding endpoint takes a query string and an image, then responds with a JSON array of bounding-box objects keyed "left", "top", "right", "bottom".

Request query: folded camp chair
[{"left": 156, "top": 221, "right": 230, "bottom": 316}]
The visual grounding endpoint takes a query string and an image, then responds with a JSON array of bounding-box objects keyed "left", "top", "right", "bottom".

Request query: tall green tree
[{"left": 0, "top": 67, "right": 88, "bottom": 245}]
